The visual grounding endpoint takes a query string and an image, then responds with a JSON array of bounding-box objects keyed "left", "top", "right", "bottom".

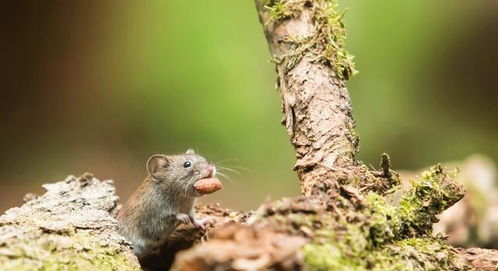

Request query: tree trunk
[{"left": 254, "top": 0, "right": 359, "bottom": 196}]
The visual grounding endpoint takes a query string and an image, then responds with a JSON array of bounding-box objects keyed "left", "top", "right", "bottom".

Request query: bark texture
[
  {"left": 458, "top": 248, "right": 498, "bottom": 271},
  {"left": 255, "top": 0, "right": 359, "bottom": 195},
  {"left": 0, "top": 174, "right": 496, "bottom": 270},
  {"left": 0, "top": 173, "right": 140, "bottom": 270}
]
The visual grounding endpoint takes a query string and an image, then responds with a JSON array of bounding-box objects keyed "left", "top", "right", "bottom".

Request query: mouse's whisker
[
  {"left": 215, "top": 158, "right": 239, "bottom": 164},
  {"left": 221, "top": 165, "right": 251, "bottom": 172},
  {"left": 218, "top": 166, "right": 242, "bottom": 175},
  {"left": 216, "top": 172, "right": 233, "bottom": 182}
]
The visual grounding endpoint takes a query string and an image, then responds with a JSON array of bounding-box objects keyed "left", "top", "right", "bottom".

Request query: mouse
[{"left": 117, "top": 149, "right": 217, "bottom": 258}]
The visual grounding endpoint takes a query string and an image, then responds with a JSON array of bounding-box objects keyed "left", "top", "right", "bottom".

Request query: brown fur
[{"left": 117, "top": 150, "right": 215, "bottom": 258}]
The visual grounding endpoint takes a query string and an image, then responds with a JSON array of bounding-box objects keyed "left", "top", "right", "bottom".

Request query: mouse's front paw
[
  {"left": 192, "top": 217, "right": 215, "bottom": 230},
  {"left": 176, "top": 213, "right": 192, "bottom": 224}
]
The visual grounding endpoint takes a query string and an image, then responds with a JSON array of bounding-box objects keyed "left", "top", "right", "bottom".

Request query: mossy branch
[{"left": 255, "top": 0, "right": 359, "bottom": 195}]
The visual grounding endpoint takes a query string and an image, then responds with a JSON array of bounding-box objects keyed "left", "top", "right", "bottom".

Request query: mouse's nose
[{"left": 207, "top": 164, "right": 216, "bottom": 178}]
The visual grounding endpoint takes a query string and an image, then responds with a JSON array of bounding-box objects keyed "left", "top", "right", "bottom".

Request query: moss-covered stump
[
  {"left": 171, "top": 165, "right": 483, "bottom": 270},
  {"left": 0, "top": 174, "right": 140, "bottom": 270}
]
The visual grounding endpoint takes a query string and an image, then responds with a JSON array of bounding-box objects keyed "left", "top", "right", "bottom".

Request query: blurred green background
[{"left": 1, "top": 1, "right": 496, "bottom": 212}]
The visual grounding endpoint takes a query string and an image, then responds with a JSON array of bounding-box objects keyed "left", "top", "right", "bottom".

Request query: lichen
[{"left": 263, "top": 0, "right": 358, "bottom": 80}]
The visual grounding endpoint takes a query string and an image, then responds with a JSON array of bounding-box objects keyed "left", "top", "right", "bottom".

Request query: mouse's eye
[{"left": 183, "top": 161, "right": 192, "bottom": 168}]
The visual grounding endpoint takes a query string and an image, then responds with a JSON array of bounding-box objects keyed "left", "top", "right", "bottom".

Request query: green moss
[
  {"left": 365, "top": 192, "right": 400, "bottom": 246},
  {"left": 364, "top": 165, "right": 465, "bottom": 245},
  {"left": 318, "top": 2, "right": 358, "bottom": 79},
  {"left": 263, "top": 0, "right": 358, "bottom": 80},
  {"left": 367, "top": 238, "right": 467, "bottom": 270},
  {"left": 302, "top": 221, "right": 465, "bottom": 270},
  {"left": 264, "top": 1, "right": 299, "bottom": 21},
  {"left": 302, "top": 229, "right": 457, "bottom": 270},
  {"left": 397, "top": 164, "right": 464, "bottom": 235},
  {"left": 304, "top": 243, "right": 362, "bottom": 270}
]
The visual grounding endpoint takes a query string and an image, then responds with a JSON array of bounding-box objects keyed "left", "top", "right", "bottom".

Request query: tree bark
[
  {"left": 0, "top": 173, "right": 140, "bottom": 270},
  {"left": 0, "top": 174, "right": 496, "bottom": 270},
  {"left": 255, "top": 0, "right": 359, "bottom": 195}
]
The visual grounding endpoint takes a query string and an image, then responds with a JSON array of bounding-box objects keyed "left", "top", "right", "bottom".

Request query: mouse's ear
[
  {"left": 146, "top": 154, "right": 169, "bottom": 179},
  {"left": 185, "top": 149, "right": 196, "bottom": 155}
]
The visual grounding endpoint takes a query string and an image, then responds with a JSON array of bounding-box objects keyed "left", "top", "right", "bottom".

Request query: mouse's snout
[{"left": 206, "top": 164, "right": 216, "bottom": 178}]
